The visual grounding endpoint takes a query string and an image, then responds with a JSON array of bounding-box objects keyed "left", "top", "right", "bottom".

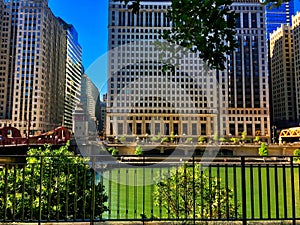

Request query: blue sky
[
  {"left": 48, "top": 0, "right": 300, "bottom": 94},
  {"left": 49, "top": 0, "right": 109, "bottom": 93}
]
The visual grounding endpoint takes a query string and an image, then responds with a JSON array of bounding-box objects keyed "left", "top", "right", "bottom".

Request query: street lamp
[{"left": 272, "top": 125, "right": 277, "bottom": 144}]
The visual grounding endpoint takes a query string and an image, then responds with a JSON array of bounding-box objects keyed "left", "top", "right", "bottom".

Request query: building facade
[
  {"left": 80, "top": 73, "right": 101, "bottom": 134},
  {"left": 107, "top": 0, "right": 269, "bottom": 139},
  {"left": 293, "top": 13, "right": 300, "bottom": 122},
  {"left": 226, "top": 0, "right": 270, "bottom": 137},
  {"left": 59, "top": 19, "right": 83, "bottom": 131},
  {"left": 270, "top": 24, "right": 296, "bottom": 127},
  {"left": 266, "top": 0, "right": 295, "bottom": 40},
  {"left": 0, "top": 0, "right": 67, "bottom": 135}
]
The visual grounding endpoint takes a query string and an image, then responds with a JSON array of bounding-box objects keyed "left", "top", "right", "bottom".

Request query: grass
[{"left": 99, "top": 164, "right": 300, "bottom": 221}]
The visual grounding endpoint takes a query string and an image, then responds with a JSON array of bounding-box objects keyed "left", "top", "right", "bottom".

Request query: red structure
[
  {"left": 0, "top": 126, "right": 22, "bottom": 138},
  {"left": 0, "top": 126, "right": 25, "bottom": 145},
  {"left": 0, "top": 126, "right": 70, "bottom": 146},
  {"left": 30, "top": 126, "right": 70, "bottom": 145}
]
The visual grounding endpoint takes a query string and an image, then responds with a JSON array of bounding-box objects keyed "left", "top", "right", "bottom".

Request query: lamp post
[{"left": 272, "top": 125, "right": 277, "bottom": 144}]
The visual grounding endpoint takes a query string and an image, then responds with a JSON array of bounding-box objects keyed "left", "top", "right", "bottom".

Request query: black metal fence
[{"left": 0, "top": 155, "right": 300, "bottom": 224}]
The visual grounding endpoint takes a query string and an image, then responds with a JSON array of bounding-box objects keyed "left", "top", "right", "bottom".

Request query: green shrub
[
  {"left": 198, "top": 136, "right": 205, "bottom": 143},
  {"left": 153, "top": 164, "right": 239, "bottom": 219},
  {"left": 161, "top": 137, "right": 169, "bottom": 143},
  {"left": 135, "top": 145, "right": 143, "bottom": 155},
  {"left": 151, "top": 136, "right": 158, "bottom": 142},
  {"left": 112, "top": 148, "right": 119, "bottom": 156},
  {"left": 294, "top": 148, "right": 300, "bottom": 162},
  {"left": 0, "top": 142, "right": 108, "bottom": 220},
  {"left": 258, "top": 142, "right": 268, "bottom": 156},
  {"left": 186, "top": 137, "right": 193, "bottom": 143}
]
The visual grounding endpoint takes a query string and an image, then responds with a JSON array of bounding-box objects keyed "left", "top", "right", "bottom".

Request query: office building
[
  {"left": 80, "top": 73, "right": 101, "bottom": 133},
  {"left": 266, "top": 0, "right": 295, "bottom": 40},
  {"left": 293, "top": 13, "right": 300, "bottom": 122},
  {"left": 270, "top": 24, "right": 296, "bottom": 127},
  {"left": 59, "top": 19, "right": 83, "bottom": 131},
  {"left": 107, "top": 0, "right": 269, "bottom": 139},
  {"left": 226, "top": 0, "right": 270, "bottom": 137},
  {"left": 99, "top": 101, "right": 106, "bottom": 134},
  {"left": 0, "top": 0, "right": 67, "bottom": 135}
]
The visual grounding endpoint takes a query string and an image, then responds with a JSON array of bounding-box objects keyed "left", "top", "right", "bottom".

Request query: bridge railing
[
  {"left": 0, "top": 137, "right": 67, "bottom": 146},
  {"left": 0, "top": 155, "right": 299, "bottom": 224}
]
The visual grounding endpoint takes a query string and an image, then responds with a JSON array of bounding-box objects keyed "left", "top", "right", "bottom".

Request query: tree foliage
[
  {"left": 0, "top": 142, "right": 108, "bottom": 221},
  {"left": 153, "top": 164, "right": 239, "bottom": 219},
  {"left": 115, "top": 0, "right": 290, "bottom": 70},
  {"left": 161, "top": 0, "right": 237, "bottom": 70}
]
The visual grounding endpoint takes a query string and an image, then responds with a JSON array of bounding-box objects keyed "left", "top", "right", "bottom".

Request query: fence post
[
  {"left": 38, "top": 156, "right": 43, "bottom": 224},
  {"left": 142, "top": 155, "right": 145, "bottom": 225},
  {"left": 241, "top": 156, "right": 247, "bottom": 225},
  {"left": 290, "top": 156, "right": 296, "bottom": 225},
  {"left": 192, "top": 156, "right": 196, "bottom": 225},
  {"left": 90, "top": 155, "right": 96, "bottom": 225}
]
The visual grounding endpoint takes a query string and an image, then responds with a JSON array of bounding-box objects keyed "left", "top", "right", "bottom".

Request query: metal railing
[{"left": 0, "top": 155, "right": 299, "bottom": 224}]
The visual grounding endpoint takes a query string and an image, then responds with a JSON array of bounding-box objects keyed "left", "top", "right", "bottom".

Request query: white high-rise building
[{"left": 107, "top": 0, "right": 270, "bottom": 140}]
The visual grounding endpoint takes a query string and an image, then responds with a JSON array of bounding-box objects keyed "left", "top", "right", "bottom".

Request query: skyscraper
[
  {"left": 80, "top": 73, "right": 100, "bottom": 133},
  {"left": 270, "top": 24, "right": 296, "bottom": 127},
  {"left": 266, "top": 0, "right": 295, "bottom": 40},
  {"left": 0, "top": 0, "right": 67, "bottom": 135},
  {"left": 227, "top": 0, "right": 270, "bottom": 137},
  {"left": 59, "top": 18, "right": 83, "bottom": 131},
  {"left": 293, "top": 13, "right": 300, "bottom": 122},
  {"left": 107, "top": 0, "right": 269, "bottom": 140}
]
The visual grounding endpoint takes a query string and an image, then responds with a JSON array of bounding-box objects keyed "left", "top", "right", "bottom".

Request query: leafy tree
[
  {"left": 115, "top": 0, "right": 289, "bottom": 70},
  {"left": 258, "top": 142, "right": 268, "bottom": 156},
  {"left": 0, "top": 142, "right": 108, "bottom": 221},
  {"left": 153, "top": 164, "right": 239, "bottom": 219}
]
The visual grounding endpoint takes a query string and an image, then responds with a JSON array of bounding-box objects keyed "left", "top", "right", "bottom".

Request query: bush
[
  {"left": 294, "top": 148, "right": 300, "bottom": 162},
  {"left": 198, "top": 136, "right": 205, "bottom": 143},
  {"left": 135, "top": 145, "right": 143, "bottom": 155},
  {"left": 0, "top": 142, "right": 108, "bottom": 220},
  {"left": 118, "top": 136, "right": 126, "bottom": 143},
  {"left": 151, "top": 136, "right": 158, "bottom": 142},
  {"left": 219, "top": 137, "right": 227, "bottom": 142},
  {"left": 258, "top": 142, "right": 268, "bottom": 156},
  {"left": 254, "top": 136, "right": 260, "bottom": 143},
  {"left": 161, "top": 137, "right": 169, "bottom": 143},
  {"left": 112, "top": 148, "right": 119, "bottom": 155},
  {"left": 153, "top": 164, "right": 239, "bottom": 219},
  {"left": 186, "top": 137, "right": 193, "bottom": 143}
]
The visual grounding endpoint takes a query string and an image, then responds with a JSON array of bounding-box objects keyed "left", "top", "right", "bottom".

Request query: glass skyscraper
[{"left": 266, "top": 0, "right": 295, "bottom": 39}]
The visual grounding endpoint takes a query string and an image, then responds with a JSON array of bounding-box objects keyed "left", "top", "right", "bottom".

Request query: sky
[
  {"left": 48, "top": 0, "right": 109, "bottom": 93},
  {"left": 48, "top": 0, "right": 300, "bottom": 94}
]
